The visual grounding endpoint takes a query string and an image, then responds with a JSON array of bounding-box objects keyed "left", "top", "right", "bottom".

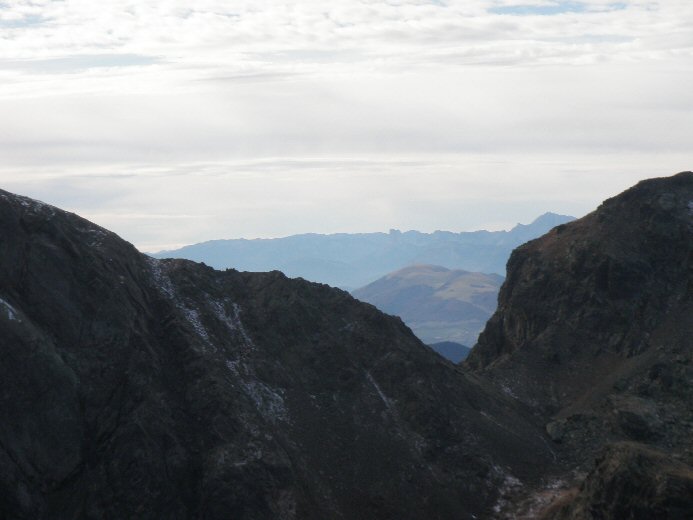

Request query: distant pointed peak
[
  {"left": 510, "top": 212, "right": 576, "bottom": 233},
  {"left": 530, "top": 212, "right": 576, "bottom": 225}
]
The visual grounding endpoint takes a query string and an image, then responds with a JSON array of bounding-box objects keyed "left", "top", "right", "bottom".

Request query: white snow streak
[
  {"left": 0, "top": 297, "right": 20, "bottom": 322},
  {"left": 366, "top": 371, "right": 393, "bottom": 411},
  {"left": 13, "top": 194, "right": 56, "bottom": 217},
  {"left": 241, "top": 379, "right": 288, "bottom": 423},
  {"left": 147, "top": 257, "right": 210, "bottom": 343},
  {"left": 210, "top": 300, "right": 254, "bottom": 349},
  {"left": 147, "top": 257, "right": 287, "bottom": 423}
]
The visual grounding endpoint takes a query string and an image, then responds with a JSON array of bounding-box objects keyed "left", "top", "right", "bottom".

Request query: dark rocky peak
[
  {"left": 0, "top": 189, "right": 555, "bottom": 519},
  {"left": 465, "top": 172, "right": 693, "bottom": 510},
  {"left": 467, "top": 171, "right": 692, "bottom": 380}
]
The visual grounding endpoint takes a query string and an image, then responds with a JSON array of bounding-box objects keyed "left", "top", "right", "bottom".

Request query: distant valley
[
  {"left": 352, "top": 264, "right": 502, "bottom": 356},
  {"left": 153, "top": 212, "right": 575, "bottom": 290}
]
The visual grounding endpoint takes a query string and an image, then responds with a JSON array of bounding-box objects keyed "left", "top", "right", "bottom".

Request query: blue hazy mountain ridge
[{"left": 153, "top": 212, "right": 575, "bottom": 289}]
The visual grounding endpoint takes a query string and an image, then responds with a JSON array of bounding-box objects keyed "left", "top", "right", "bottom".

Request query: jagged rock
[
  {"left": 467, "top": 172, "right": 693, "bottom": 463},
  {"left": 2, "top": 171, "right": 691, "bottom": 519},
  {"left": 0, "top": 190, "right": 554, "bottom": 519},
  {"left": 545, "top": 443, "right": 693, "bottom": 520},
  {"left": 609, "top": 395, "right": 662, "bottom": 442},
  {"left": 464, "top": 172, "right": 693, "bottom": 517}
]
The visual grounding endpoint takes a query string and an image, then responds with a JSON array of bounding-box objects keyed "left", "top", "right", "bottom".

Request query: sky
[{"left": 1, "top": 0, "right": 692, "bottom": 251}]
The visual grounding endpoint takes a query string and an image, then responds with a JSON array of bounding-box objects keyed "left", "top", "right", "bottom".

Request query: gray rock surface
[
  {"left": 467, "top": 172, "right": 693, "bottom": 517},
  {"left": 546, "top": 443, "right": 693, "bottom": 520},
  {"left": 0, "top": 189, "right": 553, "bottom": 519},
  {"left": 2, "top": 171, "right": 691, "bottom": 519}
]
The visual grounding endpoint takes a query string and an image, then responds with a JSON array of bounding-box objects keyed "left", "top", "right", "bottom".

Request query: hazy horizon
[
  {"left": 149, "top": 209, "right": 575, "bottom": 254},
  {"left": 2, "top": 1, "right": 692, "bottom": 251}
]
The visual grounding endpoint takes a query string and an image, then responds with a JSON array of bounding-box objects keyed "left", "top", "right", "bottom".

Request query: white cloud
[
  {"left": 1, "top": 1, "right": 692, "bottom": 89},
  {"left": 0, "top": 1, "right": 692, "bottom": 250}
]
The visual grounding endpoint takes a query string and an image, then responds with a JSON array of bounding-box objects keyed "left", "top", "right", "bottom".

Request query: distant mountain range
[
  {"left": 153, "top": 212, "right": 575, "bottom": 289},
  {"left": 0, "top": 187, "right": 557, "bottom": 519},
  {"left": 352, "top": 264, "right": 503, "bottom": 349}
]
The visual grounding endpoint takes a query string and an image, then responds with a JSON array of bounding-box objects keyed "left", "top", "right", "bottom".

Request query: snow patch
[
  {"left": 501, "top": 383, "right": 518, "bottom": 399},
  {"left": 225, "top": 359, "right": 288, "bottom": 423},
  {"left": 480, "top": 410, "right": 505, "bottom": 430},
  {"left": 225, "top": 359, "right": 241, "bottom": 374},
  {"left": 12, "top": 194, "right": 56, "bottom": 217},
  {"left": 147, "top": 257, "right": 175, "bottom": 299},
  {"left": 147, "top": 257, "right": 287, "bottom": 423},
  {"left": 147, "top": 257, "right": 210, "bottom": 344},
  {"left": 491, "top": 466, "right": 523, "bottom": 515},
  {"left": 0, "top": 297, "right": 20, "bottom": 322},
  {"left": 210, "top": 300, "right": 254, "bottom": 349},
  {"left": 240, "top": 379, "right": 288, "bottom": 423},
  {"left": 366, "top": 371, "right": 393, "bottom": 411},
  {"left": 339, "top": 321, "right": 356, "bottom": 332},
  {"left": 81, "top": 227, "right": 108, "bottom": 248},
  {"left": 180, "top": 306, "right": 210, "bottom": 342}
]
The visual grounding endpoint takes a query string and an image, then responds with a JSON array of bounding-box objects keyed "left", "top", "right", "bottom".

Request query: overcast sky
[{"left": 1, "top": 0, "right": 692, "bottom": 251}]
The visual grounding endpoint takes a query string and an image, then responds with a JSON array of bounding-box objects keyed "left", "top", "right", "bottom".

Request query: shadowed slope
[
  {"left": 466, "top": 172, "right": 693, "bottom": 516},
  {"left": 0, "top": 189, "right": 554, "bottom": 520}
]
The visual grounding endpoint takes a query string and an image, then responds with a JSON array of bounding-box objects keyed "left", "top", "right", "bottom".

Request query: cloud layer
[{"left": 1, "top": 1, "right": 692, "bottom": 250}]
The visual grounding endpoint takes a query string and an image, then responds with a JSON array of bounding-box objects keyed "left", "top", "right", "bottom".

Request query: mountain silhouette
[{"left": 153, "top": 213, "right": 575, "bottom": 289}]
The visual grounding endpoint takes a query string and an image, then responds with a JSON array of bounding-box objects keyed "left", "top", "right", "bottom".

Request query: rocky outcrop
[
  {"left": 545, "top": 443, "right": 693, "bottom": 520},
  {"left": 0, "top": 190, "right": 554, "bottom": 519},
  {"left": 466, "top": 172, "right": 693, "bottom": 516},
  {"left": 2, "top": 171, "right": 690, "bottom": 519}
]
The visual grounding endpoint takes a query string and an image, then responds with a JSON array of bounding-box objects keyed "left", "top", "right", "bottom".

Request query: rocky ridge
[
  {"left": 0, "top": 189, "right": 554, "bottom": 519},
  {"left": 1, "top": 171, "right": 691, "bottom": 519},
  {"left": 467, "top": 171, "right": 693, "bottom": 517}
]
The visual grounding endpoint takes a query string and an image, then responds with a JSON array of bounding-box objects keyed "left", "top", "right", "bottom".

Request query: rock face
[
  {"left": 547, "top": 443, "right": 693, "bottom": 520},
  {"left": 0, "top": 190, "right": 554, "bottom": 519},
  {"left": 1, "top": 172, "right": 690, "bottom": 519},
  {"left": 466, "top": 172, "right": 693, "bottom": 515},
  {"left": 352, "top": 264, "right": 503, "bottom": 347}
]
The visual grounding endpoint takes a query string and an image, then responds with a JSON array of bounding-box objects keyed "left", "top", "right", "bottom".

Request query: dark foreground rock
[
  {"left": 546, "top": 443, "right": 693, "bottom": 520},
  {"left": 2, "top": 171, "right": 691, "bottom": 520},
  {"left": 0, "top": 190, "right": 553, "bottom": 519},
  {"left": 467, "top": 172, "right": 693, "bottom": 516}
]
